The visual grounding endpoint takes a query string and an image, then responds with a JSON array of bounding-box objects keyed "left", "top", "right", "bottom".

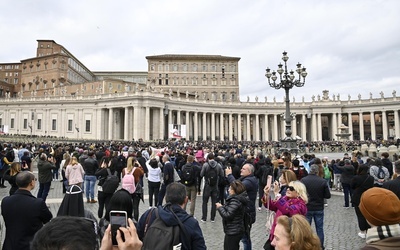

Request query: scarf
[{"left": 366, "top": 224, "right": 400, "bottom": 244}]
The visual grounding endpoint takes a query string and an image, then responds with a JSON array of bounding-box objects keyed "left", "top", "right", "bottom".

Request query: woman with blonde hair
[
  {"left": 122, "top": 156, "right": 144, "bottom": 221},
  {"left": 65, "top": 156, "right": 85, "bottom": 188},
  {"left": 3, "top": 162, "right": 21, "bottom": 195},
  {"left": 272, "top": 214, "right": 321, "bottom": 250},
  {"left": 262, "top": 180, "right": 308, "bottom": 249}
]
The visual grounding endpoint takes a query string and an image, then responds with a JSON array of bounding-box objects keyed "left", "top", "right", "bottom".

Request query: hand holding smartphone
[{"left": 110, "top": 210, "right": 127, "bottom": 245}]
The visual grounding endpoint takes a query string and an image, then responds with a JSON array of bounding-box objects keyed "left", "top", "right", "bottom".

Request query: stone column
[
  {"left": 395, "top": 110, "right": 400, "bottom": 139},
  {"left": 301, "top": 114, "right": 306, "bottom": 141},
  {"left": 317, "top": 113, "right": 322, "bottom": 141},
  {"left": 185, "top": 111, "right": 190, "bottom": 139},
  {"left": 237, "top": 114, "right": 242, "bottom": 141},
  {"left": 348, "top": 113, "right": 353, "bottom": 141},
  {"left": 220, "top": 113, "right": 224, "bottom": 140},
  {"left": 108, "top": 108, "right": 113, "bottom": 140},
  {"left": 246, "top": 114, "right": 251, "bottom": 140},
  {"left": 382, "top": 111, "right": 388, "bottom": 140},
  {"left": 203, "top": 112, "right": 207, "bottom": 140},
  {"left": 371, "top": 111, "right": 376, "bottom": 140},
  {"left": 229, "top": 113, "right": 233, "bottom": 141},
  {"left": 311, "top": 113, "right": 317, "bottom": 141},
  {"left": 255, "top": 114, "right": 260, "bottom": 141},
  {"left": 144, "top": 107, "right": 150, "bottom": 140},
  {"left": 273, "top": 114, "right": 278, "bottom": 141},
  {"left": 194, "top": 111, "right": 198, "bottom": 141},
  {"left": 159, "top": 107, "right": 165, "bottom": 140},
  {"left": 124, "top": 107, "right": 129, "bottom": 141},
  {"left": 211, "top": 112, "right": 216, "bottom": 140},
  {"left": 331, "top": 113, "right": 337, "bottom": 141},
  {"left": 264, "top": 114, "right": 269, "bottom": 141},
  {"left": 359, "top": 112, "right": 364, "bottom": 141}
]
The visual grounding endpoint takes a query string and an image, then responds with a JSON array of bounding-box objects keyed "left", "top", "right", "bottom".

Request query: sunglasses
[{"left": 287, "top": 186, "right": 296, "bottom": 192}]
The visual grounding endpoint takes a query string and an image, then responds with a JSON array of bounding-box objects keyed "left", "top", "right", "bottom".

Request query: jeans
[
  {"left": 202, "top": 184, "right": 218, "bottom": 221},
  {"left": 342, "top": 183, "right": 353, "bottom": 207},
  {"left": 184, "top": 185, "right": 198, "bottom": 216},
  {"left": 306, "top": 210, "right": 324, "bottom": 247},
  {"left": 85, "top": 175, "right": 97, "bottom": 200},
  {"left": 148, "top": 181, "right": 160, "bottom": 207},
  {"left": 241, "top": 231, "right": 252, "bottom": 250},
  {"left": 98, "top": 191, "right": 113, "bottom": 218},
  {"left": 37, "top": 181, "right": 51, "bottom": 202}
]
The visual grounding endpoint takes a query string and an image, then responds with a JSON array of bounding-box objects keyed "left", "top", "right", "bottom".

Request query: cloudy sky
[{"left": 1, "top": 0, "right": 399, "bottom": 102}]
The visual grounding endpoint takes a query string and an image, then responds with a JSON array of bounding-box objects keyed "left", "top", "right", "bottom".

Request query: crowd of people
[{"left": 0, "top": 140, "right": 399, "bottom": 249}]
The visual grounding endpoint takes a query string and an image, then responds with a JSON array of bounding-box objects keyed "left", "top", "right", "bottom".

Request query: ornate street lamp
[{"left": 265, "top": 51, "right": 308, "bottom": 153}]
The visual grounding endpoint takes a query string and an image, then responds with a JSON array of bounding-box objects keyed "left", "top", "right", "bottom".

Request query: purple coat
[{"left": 265, "top": 196, "right": 307, "bottom": 241}]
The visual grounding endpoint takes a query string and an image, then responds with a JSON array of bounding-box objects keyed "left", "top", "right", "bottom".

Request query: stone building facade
[{"left": 0, "top": 40, "right": 399, "bottom": 141}]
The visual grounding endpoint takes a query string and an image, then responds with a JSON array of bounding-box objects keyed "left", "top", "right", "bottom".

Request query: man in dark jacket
[
  {"left": 200, "top": 153, "right": 224, "bottom": 222},
  {"left": 83, "top": 151, "right": 99, "bottom": 203},
  {"left": 137, "top": 182, "right": 206, "bottom": 250},
  {"left": 226, "top": 163, "right": 258, "bottom": 250},
  {"left": 301, "top": 164, "right": 331, "bottom": 249},
  {"left": 37, "top": 153, "right": 55, "bottom": 202},
  {"left": 338, "top": 159, "right": 355, "bottom": 207},
  {"left": 158, "top": 154, "right": 175, "bottom": 206},
  {"left": 2, "top": 171, "right": 53, "bottom": 250}
]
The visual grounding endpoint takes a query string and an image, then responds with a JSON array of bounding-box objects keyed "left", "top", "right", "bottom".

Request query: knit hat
[{"left": 359, "top": 187, "right": 400, "bottom": 226}]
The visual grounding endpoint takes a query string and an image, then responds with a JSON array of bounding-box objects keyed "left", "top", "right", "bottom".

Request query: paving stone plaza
[{"left": 0, "top": 152, "right": 367, "bottom": 249}]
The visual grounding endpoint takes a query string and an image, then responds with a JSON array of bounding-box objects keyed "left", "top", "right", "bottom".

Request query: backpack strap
[
  {"left": 143, "top": 208, "right": 156, "bottom": 235},
  {"left": 106, "top": 168, "right": 112, "bottom": 176},
  {"left": 165, "top": 203, "right": 191, "bottom": 250}
]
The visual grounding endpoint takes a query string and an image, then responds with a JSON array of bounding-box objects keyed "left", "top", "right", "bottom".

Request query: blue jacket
[
  {"left": 227, "top": 173, "right": 258, "bottom": 224},
  {"left": 137, "top": 204, "right": 206, "bottom": 250}
]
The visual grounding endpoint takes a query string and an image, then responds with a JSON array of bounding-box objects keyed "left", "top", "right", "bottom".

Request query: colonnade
[{"left": 103, "top": 106, "right": 400, "bottom": 142}]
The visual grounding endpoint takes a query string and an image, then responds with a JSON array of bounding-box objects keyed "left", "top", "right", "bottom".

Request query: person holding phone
[
  {"left": 100, "top": 218, "right": 143, "bottom": 250},
  {"left": 99, "top": 189, "right": 134, "bottom": 240},
  {"left": 37, "top": 153, "right": 56, "bottom": 203},
  {"left": 262, "top": 180, "right": 308, "bottom": 249},
  {"left": 216, "top": 180, "right": 249, "bottom": 250}
]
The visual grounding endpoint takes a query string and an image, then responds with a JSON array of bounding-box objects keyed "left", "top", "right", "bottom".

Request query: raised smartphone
[{"left": 110, "top": 210, "right": 127, "bottom": 245}]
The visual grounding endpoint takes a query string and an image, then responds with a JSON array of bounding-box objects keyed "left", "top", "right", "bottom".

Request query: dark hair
[
  {"left": 230, "top": 180, "right": 246, "bottom": 195},
  {"left": 31, "top": 216, "right": 98, "bottom": 250},
  {"left": 149, "top": 158, "right": 158, "bottom": 168},
  {"left": 165, "top": 182, "right": 186, "bottom": 205},
  {"left": 105, "top": 189, "right": 133, "bottom": 221},
  {"left": 16, "top": 171, "right": 35, "bottom": 188},
  {"left": 381, "top": 152, "right": 389, "bottom": 158},
  {"left": 292, "top": 159, "right": 300, "bottom": 167},
  {"left": 357, "top": 164, "right": 370, "bottom": 175},
  {"left": 88, "top": 151, "right": 95, "bottom": 157},
  {"left": 207, "top": 153, "right": 215, "bottom": 160}
]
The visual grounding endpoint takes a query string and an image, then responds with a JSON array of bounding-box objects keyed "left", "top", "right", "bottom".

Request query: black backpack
[
  {"left": 101, "top": 169, "right": 119, "bottom": 194},
  {"left": 206, "top": 165, "right": 218, "bottom": 186},
  {"left": 377, "top": 166, "right": 385, "bottom": 179},
  {"left": 142, "top": 206, "right": 190, "bottom": 250},
  {"left": 181, "top": 163, "right": 196, "bottom": 186}
]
